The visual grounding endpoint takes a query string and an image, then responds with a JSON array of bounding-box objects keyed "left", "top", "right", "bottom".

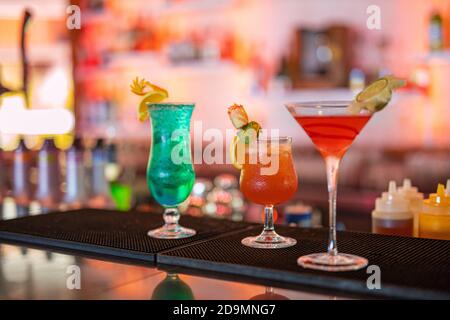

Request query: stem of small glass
[
  {"left": 254, "top": 205, "right": 278, "bottom": 242},
  {"left": 264, "top": 205, "right": 275, "bottom": 232},
  {"left": 325, "top": 156, "right": 340, "bottom": 256}
]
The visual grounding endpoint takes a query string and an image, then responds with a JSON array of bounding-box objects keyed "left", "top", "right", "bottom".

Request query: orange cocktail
[
  {"left": 239, "top": 137, "right": 298, "bottom": 249},
  {"left": 240, "top": 140, "right": 298, "bottom": 205}
]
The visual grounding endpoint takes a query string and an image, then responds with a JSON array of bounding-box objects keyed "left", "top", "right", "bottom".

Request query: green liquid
[{"left": 147, "top": 103, "right": 195, "bottom": 207}]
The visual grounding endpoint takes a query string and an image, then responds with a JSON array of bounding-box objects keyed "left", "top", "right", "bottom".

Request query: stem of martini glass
[{"left": 325, "top": 156, "right": 340, "bottom": 256}]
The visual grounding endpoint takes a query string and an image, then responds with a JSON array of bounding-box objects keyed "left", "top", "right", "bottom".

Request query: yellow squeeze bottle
[{"left": 419, "top": 180, "right": 450, "bottom": 240}]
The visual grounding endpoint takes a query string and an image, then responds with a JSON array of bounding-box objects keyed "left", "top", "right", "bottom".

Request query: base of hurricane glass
[
  {"left": 147, "top": 224, "right": 196, "bottom": 239},
  {"left": 297, "top": 253, "right": 368, "bottom": 272},
  {"left": 241, "top": 230, "right": 297, "bottom": 249}
]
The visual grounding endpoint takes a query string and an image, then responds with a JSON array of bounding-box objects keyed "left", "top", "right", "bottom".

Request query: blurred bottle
[
  {"left": 62, "top": 138, "right": 86, "bottom": 210},
  {"left": 0, "top": 147, "right": 6, "bottom": 219},
  {"left": 105, "top": 141, "right": 121, "bottom": 182},
  {"left": 285, "top": 203, "right": 313, "bottom": 228},
  {"left": 35, "top": 139, "right": 61, "bottom": 212},
  {"left": 88, "top": 139, "right": 114, "bottom": 209},
  {"left": 419, "top": 181, "right": 450, "bottom": 240},
  {"left": 187, "top": 178, "right": 213, "bottom": 217},
  {"left": 204, "top": 174, "right": 239, "bottom": 219},
  {"left": 110, "top": 165, "right": 135, "bottom": 212},
  {"left": 108, "top": 143, "right": 135, "bottom": 211},
  {"left": 13, "top": 139, "right": 32, "bottom": 208},
  {"left": 429, "top": 10, "right": 443, "bottom": 52},
  {"left": 0, "top": 147, "right": 4, "bottom": 204},
  {"left": 372, "top": 181, "right": 414, "bottom": 237},
  {"left": 349, "top": 68, "right": 365, "bottom": 95}
]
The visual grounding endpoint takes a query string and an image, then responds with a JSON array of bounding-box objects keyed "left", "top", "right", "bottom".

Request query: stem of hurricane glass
[
  {"left": 325, "top": 156, "right": 340, "bottom": 256},
  {"left": 163, "top": 207, "right": 180, "bottom": 231}
]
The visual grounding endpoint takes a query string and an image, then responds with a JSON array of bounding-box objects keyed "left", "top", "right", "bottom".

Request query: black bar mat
[
  {"left": 0, "top": 209, "right": 253, "bottom": 263},
  {"left": 158, "top": 226, "right": 450, "bottom": 299}
]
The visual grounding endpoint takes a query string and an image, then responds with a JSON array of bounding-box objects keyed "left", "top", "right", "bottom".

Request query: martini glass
[{"left": 286, "top": 101, "right": 370, "bottom": 271}]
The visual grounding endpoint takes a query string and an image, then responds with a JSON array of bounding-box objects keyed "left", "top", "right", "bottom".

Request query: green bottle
[{"left": 430, "top": 10, "right": 443, "bottom": 51}]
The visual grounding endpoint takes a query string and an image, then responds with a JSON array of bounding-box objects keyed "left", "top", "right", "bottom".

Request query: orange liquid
[
  {"left": 419, "top": 213, "right": 450, "bottom": 240},
  {"left": 294, "top": 115, "right": 371, "bottom": 158},
  {"left": 240, "top": 146, "right": 298, "bottom": 205}
]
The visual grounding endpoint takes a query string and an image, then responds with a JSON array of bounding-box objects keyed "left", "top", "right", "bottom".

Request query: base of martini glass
[
  {"left": 297, "top": 253, "right": 368, "bottom": 272},
  {"left": 241, "top": 229, "right": 297, "bottom": 249},
  {"left": 147, "top": 208, "right": 196, "bottom": 239}
]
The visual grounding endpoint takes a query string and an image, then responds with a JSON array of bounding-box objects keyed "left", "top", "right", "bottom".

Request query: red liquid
[{"left": 294, "top": 115, "right": 371, "bottom": 158}]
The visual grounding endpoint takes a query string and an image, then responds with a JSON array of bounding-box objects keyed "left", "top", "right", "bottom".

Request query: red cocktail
[
  {"left": 287, "top": 101, "right": 371, "bottom": 271},
  {"left": 294, "top": 115, "right": 370, "bottom": 158}
]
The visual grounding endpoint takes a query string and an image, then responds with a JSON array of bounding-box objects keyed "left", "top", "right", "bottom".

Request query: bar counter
[{"left": 0, "top": 209, "right": 448, "bottom": 300}]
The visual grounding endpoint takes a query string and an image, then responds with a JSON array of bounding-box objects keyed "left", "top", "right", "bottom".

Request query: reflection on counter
[
  {"left": 151, "top": 273, "right": 195, "bottom": 300},
  {"left": 249, "top": 287, "right": 289, "bottom": 300},
  {"left": 0, "top": 243, "right": 350, "bottom": 300}
]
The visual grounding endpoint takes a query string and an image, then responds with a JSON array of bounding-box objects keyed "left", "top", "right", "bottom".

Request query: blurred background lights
[{"left": 0, "top": 95, "right": 74, "bottom": 135}]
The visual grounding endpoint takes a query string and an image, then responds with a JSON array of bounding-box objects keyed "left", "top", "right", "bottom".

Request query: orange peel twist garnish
[{"left": 130, "top": 77, "right": 169, "bottom": 122}]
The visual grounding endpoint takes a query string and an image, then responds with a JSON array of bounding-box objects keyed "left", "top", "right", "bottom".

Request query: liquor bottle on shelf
[
  {"left": 419, "top": 181, "right": 450, "bottom": 240},
  {"left": 13, "top": 139, "right": 33, "bottom": 217},
  {"left": 372, "top": 181, "right": 414, "bottom": 237},
  {"left": 0, "top": 147, "right": 4, "bottom": 205},
  {"left": 105, "top": 141, "right": 121, "bottom": 182},
  {"left": 87, "top": 139, "right": 115, "bottom": 209},
  {"left": 429, "top": 10, "right": 443, "bottom": 52},
  {"left": 0, "top": 147, "right": 5, "bottom": 219},
  {"left": 62, "top": 138, "right": 86, "bottom": 210},
  {"left": 35, "top": 139, "right": 61, "bottom": 213}
]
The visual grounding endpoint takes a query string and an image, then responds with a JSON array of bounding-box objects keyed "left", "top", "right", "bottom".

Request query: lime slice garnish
[
  {"left": 230, "top": 135, "right": 243, "bottom": 170},
  {"left": 229, "top": 121, "right": 261, "bottom": 170},
  {"left": 237, "top": 121, "right": 261, "bottom": 144},
  {"left": 384, "top": 76, "right": 406, "bottom": 89},
  {"left": 356, "top": 78, "right": 389, "bottom": 102},
  {"left": 348, "top": 76, "right": 405, "bottom": 114}
]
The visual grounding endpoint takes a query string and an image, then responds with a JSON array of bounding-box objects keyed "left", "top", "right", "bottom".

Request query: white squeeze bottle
[
  {"left": 397, "top": 179, "right": 424, "bottom": 237},
  {"left": 372, "top": 181, "right": 414, "bottom": 236}
]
